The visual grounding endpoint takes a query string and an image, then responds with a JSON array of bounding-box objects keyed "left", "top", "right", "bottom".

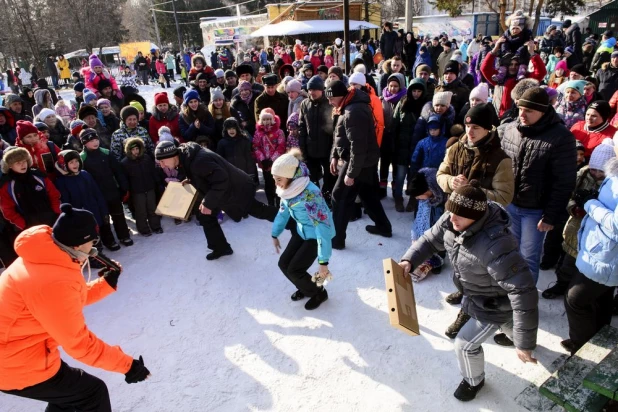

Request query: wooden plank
[
  {"left": 515, "top": 354, "right": 568, "bottom": 411},
  {"left": 539, "top": 325, "right": 618, "bottom": 412},
  {"left": 584, "top": 345, "right": 618, "bottom": 401}
]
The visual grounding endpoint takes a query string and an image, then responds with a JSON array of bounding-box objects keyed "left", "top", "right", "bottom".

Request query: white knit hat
[
  {"left": 272, "top": 151, "right": 300, "bottom": 178},
  {"left": 158, "top": 126, "right": 174, "bottom": 143},
  {"left": 469, "top": 83, "right": 489, "bottom": 103},
  {"left": 38, "top": 108, "right": 56, "bottom": 121},
  {"left": 353, "top": 64, "right": 366, "bottom": 74},
  {"left": 589, "top": 140, "right": 616, "bottom": 170},
  {"left": 432, "top": 91, "right": 453, "bottom": 106},
  {"left": 349, "top": 72, "right": 366, "bottom": 86}
]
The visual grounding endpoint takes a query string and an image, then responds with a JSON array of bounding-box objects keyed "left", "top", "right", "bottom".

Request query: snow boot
[
  {"left": 154, "top": 228, "right": 163, "bottom": 234},
  {"left": 542, "top": 281, "right": 569, "bottom": 299},
  {"left": 105, "top": 242, "right": 121, "bottom": 252},
  {"left": 365, "top": 225, "right": 392, "bottom": 238},
  {"left": 405, "top": 197, "right": 416, "bottom": 213},
  {"left": 291, "top": 290, "right": 305, "bottom": 301},
  {"left": 445, "top": 309, "right": 471, "bottom": 339},
  {"left": 119, "top": 238, "right": 133, "bottom": 247},
  {"left": 493, "top": 333, "right": 514, "bottom": 346},
  {"left": 454, "top": 379, "right": 484, "bottom": 401},
  {"left": 445, "top": 290, "right": 463, "bottom": 305},
  {"left": 206, "top": 247, "right": 234, "bottom": 261},
  {"left": 394, "top": 197, "right": 404, "bottom": 212},
  {"left": 350, "top": 202, "right": 363, "bottom": 222},
  {"left": 305, "top": 288, "right": 328, "bottom": 310},
  {"left": 561, "top": 339, "right": 577, "bottom": 354},
  {"left": 332, "top": 237, "right": 345, "bottom": 250}
]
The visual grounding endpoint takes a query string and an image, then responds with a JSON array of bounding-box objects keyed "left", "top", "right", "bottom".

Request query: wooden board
[
  {"left": 155, "top": 181, "right": 198, "bottom": 221},
  {"left": 584, "top": 341, "right": 618, "bottom": 401},
  {"left": 539, "top": 325, "right": 618, "bottom": 412},
  {"left": 383, "top": 258, "right": 420, "bottom": 337}
]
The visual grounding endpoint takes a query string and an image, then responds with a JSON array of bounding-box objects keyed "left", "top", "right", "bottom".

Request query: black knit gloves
[{"left": 125, "top": 356, "right": 150, "bottom": 384}]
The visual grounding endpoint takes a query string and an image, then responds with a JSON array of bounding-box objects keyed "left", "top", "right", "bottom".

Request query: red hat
[
  {"left": 154, "top": 92, "right": 169, "bottom": 106},
  {"left": 16, "top": 120, "right": 39, "bottom": 139}
]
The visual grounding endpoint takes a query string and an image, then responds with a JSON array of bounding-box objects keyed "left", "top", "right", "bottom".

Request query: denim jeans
[
  {"left": 506, "top": 204, "right": 545, "bottom": 284},
  {"left": 393, "top": 165, "right": 410, "bottom": 199}
]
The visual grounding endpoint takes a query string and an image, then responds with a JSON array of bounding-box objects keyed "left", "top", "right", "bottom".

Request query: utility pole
[
  {"left": 171, "top": 0, "right": 184, "bottom": 52},
  {"left": 151, "top": 0, "right": 162, "bottom": 48},
  {"left": 404, "top": 0, "right": 414, "bottom": 32},
  {"left": 343, "top": 0, "right": 350, "bottom": 73}
]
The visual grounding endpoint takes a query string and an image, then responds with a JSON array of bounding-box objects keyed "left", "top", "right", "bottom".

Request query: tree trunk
[
  {"left": 532, "top": 0, "right": 544, "bottom": 35},
  {"left": 499, "top": 0, "right": 508, "bottom": 31}
]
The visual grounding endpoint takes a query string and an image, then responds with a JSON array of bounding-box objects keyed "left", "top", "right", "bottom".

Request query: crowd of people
[{"left": 0, "top": 13, "right": 618, "bottom": 409}]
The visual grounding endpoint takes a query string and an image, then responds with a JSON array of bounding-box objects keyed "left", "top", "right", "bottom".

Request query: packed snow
[{"left": 3, "top": 84, "right": 615, "bottom": 412}]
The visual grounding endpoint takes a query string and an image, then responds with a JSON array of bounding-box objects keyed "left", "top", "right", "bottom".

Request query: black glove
[
  {"left": 99, "top": 269, "right": 121, "bottom": 288},
  {"left": 125, "top": 356, "right": 150, "bottom": 384},
  {"left": 572, "top": 188, "right": 598, "bottom": 209}
]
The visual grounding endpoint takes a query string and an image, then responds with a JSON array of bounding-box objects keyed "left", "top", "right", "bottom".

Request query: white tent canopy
[{"left": 250, "top": 19, "right": 379, "bottom": 37}]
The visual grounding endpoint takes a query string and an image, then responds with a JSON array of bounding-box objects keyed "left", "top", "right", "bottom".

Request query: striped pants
[{"left": 454, "top": 317, "right": 513, "bottom": 386}]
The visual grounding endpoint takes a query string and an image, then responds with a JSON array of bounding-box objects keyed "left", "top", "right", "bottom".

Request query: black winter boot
[
  {"left": 394, "top": 197, "right": 404, "bottom": 212},
  {"left": 542, "top": 281, "right": 569, "bottom": 299},
  {"left": 291, "top": 290, "right": 305, "bottom": 301},
  {"left": 445, "top": 290, "right": 463, "bottom": 305},
  {"left": 454, "top": 379, "right": 484, "bottom": 401},
  {"left": 305, "top": 288, "right": 328, "bottom": 310},
  {"left": 445, "top": 309, "right": 471, "bottom": 339},
  {"left": 206, "top": 248, "right": 234, "bottom": 260},
  {"left": 365, "top": 225, "right": 392, "bottom": 238},
  {"left": 493, "top": 333, "right": 514, "bottom": 346}
]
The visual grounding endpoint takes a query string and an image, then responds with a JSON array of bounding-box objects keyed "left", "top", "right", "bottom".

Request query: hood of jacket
[
  {"left": 256, "top": 114, "right": 282, "bottom": 134},
  {"left": 151, "top": 104, "right": 179, "bottom": 121},
  {"left": 124, "top": 137, "right": 145, "bottom": 160},
  {"left": 419, "top": 167, "right": 445, "bottom": 206},
  {"left": 420, "top": 100, "right": 456, "bottom": 123},
  {"left": 606, "top": 157, "right": 618, "bottom": 178},
  {"left": 14, "top": 225, "right": 77, "bottom": 269},
  {"left": 0, "top": 107, "right": 16, "bottom": 128},
  {"left": 34, "top": 89, "right": 51, "bottom": 106},
  {"left": 566, "top": 23, "right": 580, "bottom": 36}
]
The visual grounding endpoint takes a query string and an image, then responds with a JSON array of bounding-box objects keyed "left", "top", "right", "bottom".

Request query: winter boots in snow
[
  {"left": 206, "top": 247, "right": 234, "bottom": 261},
  {"left": 493, "top": 333, "right": 514, "bottom": 346},
  {"left": 446, "top": 290, "right": 464, "bottom": 305},
  {"left": 454, "top": 379, "right": 484, "bottom": 401},
  {"left": 305, "top": 287, "right": 328, "bottom": 310},
  {"left": 445, "top": 309, "right": 471, "bottom": 339},
  {"left": 542, "top": 281, "right": 568, "bottom": 299},
  {"left": 394, "top": 197, "right": 404, "bottom": 212},
  {"left": 365, "top": 225, "right": 392, "bottom": 238},
  {"left": 291, "top": 290, "right": 305, "bottom": 301}
]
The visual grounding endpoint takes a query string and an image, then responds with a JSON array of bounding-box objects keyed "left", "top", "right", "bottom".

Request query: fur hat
[
  {"left": 432, "top": 91, "right": 453, "bottom": 107},
  {"left": 124, "top": 137, "right": 144, "bottom": 157},
  {"left": 349, "top": 72, "right": 366, "bottom": 86},
  {"left": 445, "top": 179, "right": 488, "bottom": 220},
  {"left": 589, "top": 141, "right": 616, "bottom": 170},
  {"left": 271, "top": 149, "right": 301, "bottom": 178},
  {"left": 78, "top": 105, "right": 98, "bottom": 120},
  {"left": 1, "top": 146, "right": 32, "bottom": 174},
  {"left": 235, "top": 64, "right": 254, "bottom": 77},
  {"left": 469, "top": 83, "right": 489, "bottom": 103},
  {"left": 16, "top": 120, "right": 39, "bottom": 139},
  {"left": 89, "top": 54, "right": 103, "bottom": 69},
  {"left": 511, "top": 78, "right": 540, "bottom": 101},
  {"left": 285, "top": 79, "right": 302, "bottom": 94},
  {"left": 158, "top": 126, "right": 174, "bottom": 143},
  {"left": 97, "top": 79, "right": 112, "bottom": 92},
  {"left": 120, "top": 106, "right": 139, "bottom": 123}
]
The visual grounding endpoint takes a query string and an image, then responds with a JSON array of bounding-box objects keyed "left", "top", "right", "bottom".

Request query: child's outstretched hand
[{"left": 272, "top": 237, "right": 281, "bottom": 254}]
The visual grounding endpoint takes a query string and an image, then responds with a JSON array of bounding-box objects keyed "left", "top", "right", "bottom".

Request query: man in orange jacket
[{"left": 0, "top": 204, "right": 149, "bottom": 411}]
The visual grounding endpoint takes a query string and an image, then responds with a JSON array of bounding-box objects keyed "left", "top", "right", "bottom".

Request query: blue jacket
[
  {"left": 54, "top": 170, "right": 109, "bottom": 226},
  {"left": 576, "top": 158, "right": 618, "bottom": 286},
  {"left": 272, "top": 180, "right": 335, "bottom": 264},
  {"left": 411, "top": 134, "right": 448, "bottom": 175}
]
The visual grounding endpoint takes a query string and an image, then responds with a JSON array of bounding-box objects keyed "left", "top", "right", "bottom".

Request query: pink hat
[
  {"left": 555, "top": 60, "right": 569, "bottom": 73},
  {"left": 469, "top": 83, "right": 489, "bottom": 103},
  {"left": 285, "top": 79, "right": 302, "bottom": 93}
]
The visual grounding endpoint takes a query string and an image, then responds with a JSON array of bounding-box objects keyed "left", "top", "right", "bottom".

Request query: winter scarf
[
  {"left": 277, "top": 175, "right": 311, "bottom": 199},
  {"left": 240, "top": 91, "right": 253, "bottom": 105},
  {"left": 382, "top": 87, "right": 407, "bottom": 105}
]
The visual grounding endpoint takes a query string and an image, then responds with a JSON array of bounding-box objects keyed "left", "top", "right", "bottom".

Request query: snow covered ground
[{"left": 3, "top": 84, "right": 616, "bottom": 412}]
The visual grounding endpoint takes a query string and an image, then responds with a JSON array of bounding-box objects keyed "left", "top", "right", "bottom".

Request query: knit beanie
[
  {"left": 89, "top": 54, "right": 103, "bottom": 69},
  {"left": 325, "top": 80, "right": 348, "bottom": 98},
  {"left": 173, "top": 86, "right": 187, "bottom": 98},
  {"left": 73, "top": 82, "right": 86, "bottom": 93},
  {"left": 555, "top": 60, "right": 569, "bottom": 72},
  {"left": 464, "top": 103, "right": 495, "bottom": 131},
  {"left": 97, "top": 79, "right": 111, "bottom": 93},
  {"left": 210, "top": 87, "right": 225, "bottom": 101},
  {"left": 450, "top": 51, "right": 464, "bottom": 65},
  {"left": 129, "top": 100, "right": 145, "bottom": 112},
  {"left": 469, "top": 83, "right": 489, "bottom": 103},
  {"left": 445, "top": 179, "right": 488, "bottom": 221},
  {"left": 416, "top": 64, "right": 431, "bottom": 77},
  {"left": 69, "top": 119, "right": 86, "bottom": 137},
  {"left": 287, "top": 112, "right": 300, "bottom": 128},
  {"left": 238, "top": 80, "right": 252, "bottom": 92},
  {"left": 349, "top": 72, "right": 366, "bottom": 86},
  {"left": 16, "top": 120, "right": 39, "bottom": 139},
  {"left": 317, "top": 65, "right": 329, "bottom": 74},
  {"left": 3, "top": 93, "right": 22, "bottom": 106},
  {"left": 327, "top": 66, "right": 344, "bottom": 80},
  {"left": 563, "top": 80, "right": 587, "bottom": 96},
  {"left": 38, "top": 108, "right": 56, "bottom": 121},
  {"left": 565, "top": 46, "right": 574, "bottom": 55},
  {"left": 35, "top": 122, "right": 49, "bottom": 131},
  {"left": 541, "top": 85, "right": 558, "bottom": 101},
  {"left": 576, "top": 139, "right": 585, "bottom": 152},
  {"left": 587, "top": 100, "right": 611, "bottom": 123},
  {"left": 271, "top": 151, "right": 300, "bottom": 178},
  {"left": 443, "top": 61, "right": 460, "bottom": 76},
  {"left": 224, "top": 70, "right": 237, "bottom": 79},
  {"left": 517, "top": 87, "right": 549, "bottom": 113},
  {"left": 120, "top": 106, "right": 139, "bottom": 122},
  {"left": 84, "top": 92, "right": 97, "bottom": 105},
  {"left": 353, "top": 64, "right": 366, "bottom": 74},
  {"left": 509, "top": 10, "right": 527, "bottom": 30},
  {"left": 307, "top": 75, "right": 325, "bottom": 91},
  {"left": 53, "top": 204, "right": 99, "bottom": 247},
  {"left": 432, "top": 91, "right": 453, "bottom": 106},
  {"left": 589, "top": 141, "right": 616, "bottom": 170},
  {"left": 154, "top": 140, "right": 179, "bottom": 160},
  {"left": 214, "top": 69, "right": 225, "bottom": 78},
  {"left": 158, "top": 126, "right": 174, "bottom": 143},
  {"left": 96, "top": 98, "right": 111, "bottom": 108},
  {"left": 183, "top": 89, "right": 200, "bottom": 105},
  {"left": 285, "top": 79, "right": 302, "bottom": 93},
  {"left": 1, "top": 146, "right": 32, "bottom": 174},
  {"left": 79, "top": 128, "right": 99, "bottom": 144},
  {"left": 154, "top": 92, "right": 169, "bottom": 106},
  {"left": 570, "top": 64, "right": 589, "bottom": 77}
]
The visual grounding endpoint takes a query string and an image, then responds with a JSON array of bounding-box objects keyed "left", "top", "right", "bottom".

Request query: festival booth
[{"left": 250, "top": 19, "right": 380, "bottom": 45}]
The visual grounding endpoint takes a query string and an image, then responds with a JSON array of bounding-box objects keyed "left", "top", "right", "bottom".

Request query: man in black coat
[
  {"left": 379, "top": 22, "right": 398, "bottom": 60},
  {"left": 562, "top": 20, "right": 583, "bottom": 62},
  {"left": 326, "top": 81, "right": 392, "bottom": 250},
  {"left": 254, "top": 74, "right": 288, "bottom": 127},
  {"left": 134, "top": 52, "right": 149, "bottom": 85},
  {"left": 45, "top": 55, "right": 59, "bottom": 89},
  {"left": 155, "top": 141, "right": 277, "bottom": 260},
  {"left": 428, "top": 37, "right": 443, "bottom": 77}
]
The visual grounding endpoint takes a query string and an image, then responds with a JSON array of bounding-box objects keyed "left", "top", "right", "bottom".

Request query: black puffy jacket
[
  {"left": 80, "top": 147, "right": 128, "bottom": 202},
  {"left": 298, "top": 95, "right": 334, "bottom": 159},
  {"left": 500, "top": 107, "right": 576, "bottom": 225}
]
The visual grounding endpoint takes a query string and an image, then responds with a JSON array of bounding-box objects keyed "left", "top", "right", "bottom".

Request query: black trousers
[
  {"left": 541, "top": 214, "right": 568, "bottom": 266},
  {"left": 262, "top": 169, "right": 277, "bottom": 206},
  {"left": 306, "top": 156, "right": 336, "bottom": 201},
  {"left": 2, "top": 361, "right": 111, "bottom": 412},
  {"left": 331, "top": 162, "right": 392, "bottom": 243},
  {"left": 138, "top": 70, "right": 149, "bottom": 85},
  {"left": 278, "top": 231, "right": 321, "bottom": 297},
  {"left": 379, "top": 142, "right": 392, "bottom": 191},
  {"left": 565, "top": 270, "right": 615, "bottom": 350},
  {"left": 100, "top": 200, "right": 130, "bottom": 244},
  {"left": 556, "top": 253, "right": 579, "bottom": 284},
  {"left": 197, "top": 198, "right": 278, "bottom": 252},
  {"left": 132, "top": 190, "right": 161, "bottom": 235}
]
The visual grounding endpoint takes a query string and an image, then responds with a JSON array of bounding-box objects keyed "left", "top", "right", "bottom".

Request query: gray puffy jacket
[{"left": 401, "top": 202, "right": 539, "bottom": 350}]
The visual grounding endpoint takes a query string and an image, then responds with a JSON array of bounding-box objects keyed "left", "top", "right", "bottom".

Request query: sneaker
[
  {"left": 445, "top": 309, "right": 471, "bottom": 339},
  {"left": 454, "top": 379, "right": 484, "bottom": 401},
  {"left": 560, "top": 339, "right": 577, "bottom": 354},
  {"left": 291, "top": 290, "right": 305, "bottom": 301},
  {"left": 305, "top": 288, "right": 328, "bottom": 310},
  {"left": 542, "top": 281, "right": 568, "bottom": 299},
  {"left": 394, "top": 197, "right": 404, "bottom": 212},
  {"left": 119, "top": 238, "right": 134, "bottom": 247},
  {"left": 206, "top": 248, "right": 234, "bottom": 261},
  {"left": 365, "top": 225, "right": 392, "bottom": 238},
  {"left": 493, "top": 333, "right": 514, "bottom": 346},
  {"left": 445, "top": 290, "right": 463, "bottom": 305},
  {"left": 105, "top": 242, "right": 121, "bottom": 252},
  {"left": 153, "top": 228, "right": 164, "bottom": 234}
]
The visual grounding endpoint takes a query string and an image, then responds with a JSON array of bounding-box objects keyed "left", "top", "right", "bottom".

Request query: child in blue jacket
[
  {"left": 271, "top": 149, "right": 334, "bottom": 311},
  {"left": 411, "top": 114, "right": 448, "bottom": 175}
]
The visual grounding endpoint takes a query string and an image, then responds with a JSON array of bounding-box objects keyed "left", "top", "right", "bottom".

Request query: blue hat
[
  {"left": 307, "top": 75, "right": 325, "bottom": 91},
  {"left": 53, "top": 204, "right": 99, "bottom": 247},
  {"left": 183, "top": 90, "right": 200, "bottom": 105},
  {"left": 427, "top": 114, "right": 441, "bottom": 129}
]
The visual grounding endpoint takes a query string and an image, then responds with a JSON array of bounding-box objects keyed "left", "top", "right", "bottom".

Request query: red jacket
[
  {"left": 148, "top": 106, "right": 182, "bottom": 143},
  {"left": 83, "top": 67, "right": 119, "bottom": 96},
  {"left": 481, "top": 53, "right": 547, "bottom": 117},
  {"left": 15, "top": 132, "right": 61, "bottom": 177},
  {"left": 0, "top": 226, "right": 133, "bottom": 390},
  {"left": 155, "top": 60, "right": 167, "bottom": 75},
  {"left": 570, "top": 120, "right": 618, "bottom": 159}
]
